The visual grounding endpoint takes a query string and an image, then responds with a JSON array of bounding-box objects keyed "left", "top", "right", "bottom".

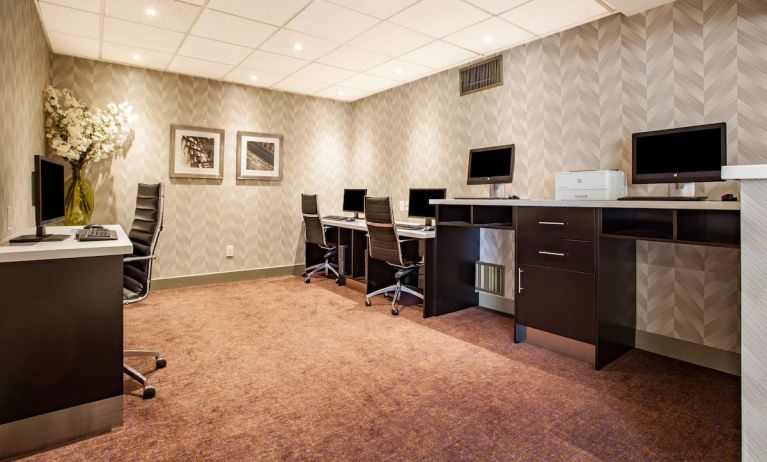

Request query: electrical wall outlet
[
  {"left": 404, "top": 200, "right": 408, "bottom": 212},
  {"left": 225, "top": 245, "right": 234, "bottom": 258},
  {"left": 5, "top": 206, "right": 11, "bottom": 231}
]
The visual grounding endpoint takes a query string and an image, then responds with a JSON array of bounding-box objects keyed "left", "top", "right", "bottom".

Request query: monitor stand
[
  {"left": 353, "top": 212, "right": 360, "bottom": 219},
  {"left": 9, "top": 225, "right": 69, "bottom": 244},
  {"left": 668, "top": 182, "right": 695, "bottom": 198},
  {"left": 424, "top": 218, "right": 433, "bottom": 226},
  {"left": 490, "top": 183, "right": 506, "bottom": 199}
]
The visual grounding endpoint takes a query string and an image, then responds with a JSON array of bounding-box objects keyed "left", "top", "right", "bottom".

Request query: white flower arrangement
[{"left": 43, "top": 86, "right": 134, "bottom": 167}]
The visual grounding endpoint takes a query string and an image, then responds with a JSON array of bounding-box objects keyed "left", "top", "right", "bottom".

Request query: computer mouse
[
  {"left": 721, "top": 193, "right": 738, "bottom": 202},
  {"left": 510, "top": 195, "right": 520, "bottom": 200}
]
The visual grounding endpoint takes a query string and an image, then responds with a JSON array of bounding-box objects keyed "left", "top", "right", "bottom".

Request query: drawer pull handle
[
  {"left": 538, "top": 250, "right": 566, "bottom": 257},
  {"left": 518, "top": 268, "right": 524, "bottom": 294},
  {"left": 538, "top": 221, "right": 566, "bottom": 226}
]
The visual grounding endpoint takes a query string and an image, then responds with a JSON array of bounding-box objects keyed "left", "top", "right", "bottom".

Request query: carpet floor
[{"left": 21, "top": 276, "right": 740, "bottom": 461}]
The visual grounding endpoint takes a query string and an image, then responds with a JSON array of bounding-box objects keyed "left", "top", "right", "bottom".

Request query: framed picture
[
  {"left": 170, "top": 125, "right": 224, "bottom": 179},
  {"left": 236, "top": 131, "right": 283, "bottom": 180}
]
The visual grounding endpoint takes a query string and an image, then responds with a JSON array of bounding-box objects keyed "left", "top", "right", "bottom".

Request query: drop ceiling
[{"left": 36, "top": 0, "right": 626, "bottom": 102}]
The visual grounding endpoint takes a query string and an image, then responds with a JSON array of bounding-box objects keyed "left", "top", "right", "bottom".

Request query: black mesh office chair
[
  {"left": 123, "top": 183, "right": 166, "bottom": 399},
  {"left": 363, "top": 196, "right": 423, "bottom": 316},
  {"left": 301, "top": 194, "right": 341, "bottom": 284}
]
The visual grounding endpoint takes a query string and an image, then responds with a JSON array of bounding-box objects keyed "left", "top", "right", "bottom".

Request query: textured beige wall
[
  {"left": 350, "top": 0, "right": 767, "bottom": 353},
  {"left": 0, "top": 0, "right": 50, "bottom": 239},
  {"left": 49, "top": 56, "right": 353, "bottom": 279}
]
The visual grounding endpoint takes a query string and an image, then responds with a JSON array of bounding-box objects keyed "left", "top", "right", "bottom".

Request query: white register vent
[{"left": 475, "top": 261, "right": 504, "bottom": 296}]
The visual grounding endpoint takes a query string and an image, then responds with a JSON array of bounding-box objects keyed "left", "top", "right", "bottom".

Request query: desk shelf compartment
[
  {"left": 676, "top": 210, "right": 740, "bottom": 247},
  {"left": 471, "top": 205, "right": 515, "bottom": 229},
  {"left": 601, "top": 208, "right": 674, "bottom": 242},
  {"left": 437, "top": 205, "right": 472, "bottom": 227}
]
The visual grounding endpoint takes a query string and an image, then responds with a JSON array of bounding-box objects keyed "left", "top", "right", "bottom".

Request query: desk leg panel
[
  {"left": 595, "top": 237, "right": 636, "bottom": 369},
  {"left": 430, "top": 227, "right": 479, "bottom": 317},
  {"left": 0, "top": 255, "right": 123, "bottom": 425}
]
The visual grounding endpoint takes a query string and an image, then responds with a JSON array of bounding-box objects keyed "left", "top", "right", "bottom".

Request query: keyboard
[
  {"left": 77, "top": 227, "right": 118, "bottom": 241},
  {"left": 617, "top": 196, "right": 708, "bottom": 201},
  {"left": 324, "top": 215, "right": 356, "bottom": 221},
  {"left": 396, "top": 224, "right": 424, "bottom": 230}
]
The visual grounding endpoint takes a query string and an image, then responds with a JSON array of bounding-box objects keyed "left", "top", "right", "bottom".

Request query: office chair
[
  {"left": 363, "top": 196, "right": 423, "bottom": 316},
  {"left": 301, "top": 194, "right": 341, "bottom": 284},
  {"left": 123, "top": 183, "right": 166, "bottom": 399}
]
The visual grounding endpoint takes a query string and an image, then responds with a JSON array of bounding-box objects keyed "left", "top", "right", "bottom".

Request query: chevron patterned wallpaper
[
  {"left": 350, "top": 0, "right": 767, "bottom": 353},
  {"left": 0, "top": 0, "right": 50, "bottom": 240}
]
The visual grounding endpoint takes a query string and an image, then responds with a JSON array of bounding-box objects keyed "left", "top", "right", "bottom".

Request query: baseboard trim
[
  {"left": 478, "top": 292, "right": 514, "bottom": 315},
  {"left": 152, "top": 264, "right": 304, "bottom": 290},
  {"left": 635, "top": 330, "right": 740, "bottom": 376}
]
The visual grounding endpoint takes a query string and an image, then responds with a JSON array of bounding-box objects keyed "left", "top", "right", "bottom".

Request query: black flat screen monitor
[
  {"left": 467, "top": 144, "right": 515, "bottom": 185},
  {"left": 408, "top": 189, "right": 446, "bottom": 219},
  {"left": 632, "top": 123, "right": 726, "bottom": 184},
  {"left": 342, "top": 189, "right": 366, "bottom": 213},
  {"left": 37, "top": 155, "right": 66, "bottom": 224}
]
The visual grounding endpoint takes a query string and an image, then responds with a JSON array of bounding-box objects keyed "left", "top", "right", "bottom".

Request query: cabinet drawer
[
  {"left": 516, "top": 265, "right": 595, "bottom": 344},
  {"left": 517, "top": 236, "right": 594, "bottom": 273},
  {"left": 517, "top": 207, "right": 596, "bottom": 240}
]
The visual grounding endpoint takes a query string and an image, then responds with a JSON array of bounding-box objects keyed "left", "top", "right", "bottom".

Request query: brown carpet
[{"left": 21, "top": 276, "right": 740, "bottom": 461}]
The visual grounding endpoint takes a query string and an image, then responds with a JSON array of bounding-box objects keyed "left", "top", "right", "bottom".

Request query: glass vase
[{"left": 64, "top": 167, "right": 94, "bottom": 226}]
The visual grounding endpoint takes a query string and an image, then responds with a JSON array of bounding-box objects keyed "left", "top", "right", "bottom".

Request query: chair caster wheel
[
  {"left": 142, "top": 386, "right": 156, "bottom": 400},
  {"left": 301, "top": 272, "right": 307, "bottom": 278},
  {"left": 335, "top": 276, "right": 345, "bottom": 285},
  {"left": 391, "top": 308, "right": 399, "bottom": 316},
  {"left": 304, "top": 278, "right": 311, "bottom": 283},
  {"left": 156, "top": 358, "right": 166, "bottom": 369},
  {"left": 364, "top": 299, "right": 372, "bottom": 307}
]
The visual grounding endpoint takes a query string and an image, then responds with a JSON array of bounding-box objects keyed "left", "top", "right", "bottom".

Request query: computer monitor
[
  {"left": 632, "top": 123, "right": 726, "bottom": 196},
  {"left": 10, "top": 155, "right": 68, "bottom": 243},
  {"left": 342, "top": 189, "right": 366, "bottom": 218},
  {"left": 408, "top": 188, "right": 446, "bottom": 226},
  {"left": 467, "top": 144, "right": 514, "bottom": 198}
]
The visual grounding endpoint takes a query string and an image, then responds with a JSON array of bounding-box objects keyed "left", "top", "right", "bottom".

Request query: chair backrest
[
  {"left": 124, "top": 183, "right": 164, "bottom": 301},
  {"left": 365, "top": 196, "right": 404, "bottom": 267},
  {"left": 301, "top": 194, "right": 327, "bottom": 247}
]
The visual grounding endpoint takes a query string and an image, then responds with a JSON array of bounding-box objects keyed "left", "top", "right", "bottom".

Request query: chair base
[
  {"left": 365, "top": 280, "right": 423, "bottom": 316},
  {"left": 302, "top": 261, "right": 340, "bottom": 283},
  {"left": 123, "top": 350, "right": 166, "bottom": 399}
]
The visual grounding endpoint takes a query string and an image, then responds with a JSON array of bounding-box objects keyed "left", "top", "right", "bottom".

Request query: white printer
[{"left": 555, "top": 170, "right": 627, "bottom": 201}]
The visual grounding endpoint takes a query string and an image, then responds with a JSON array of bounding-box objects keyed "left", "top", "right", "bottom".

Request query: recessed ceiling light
[
  {"left": 132, "top": 54, "right": 141, "bottom": 61},
  {"left": 250, "top": 75, "right": 258, "bottom": 81},
  {"left": 394, "top": 67, "right": 403, "bottom": 75},
  {"left": 338, "top": 90, "right": 345, "bottom": 96},
  {"left": 293, "top": 43, "right": 303, "bottom": 51},
  {"left": 143, "top": 7, "right": 157, "bottom": 17},
  {"left": 483, "top": 34, "right": 493, "bottom": 43}
]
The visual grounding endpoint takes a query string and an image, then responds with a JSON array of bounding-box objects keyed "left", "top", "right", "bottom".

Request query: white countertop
[
  {"left": 322, "top": 217, "right": 435, "bottom": 239},
  {"left": 430, "top": 198, "right": 740, "bottom": 211},
  {"left": 0, "top": 225, "right": 133, "bottom": 263},
  {"left": 722, "top": 164, "right": 767, "bottom": 180}
]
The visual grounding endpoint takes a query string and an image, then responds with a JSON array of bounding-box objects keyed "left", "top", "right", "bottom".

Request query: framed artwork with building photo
[
  {"left": 236, "top": 131, "right": 282, "bottom": 180},
  {"left": 170, "top": 125, "right": 225, "bottom": 179}
]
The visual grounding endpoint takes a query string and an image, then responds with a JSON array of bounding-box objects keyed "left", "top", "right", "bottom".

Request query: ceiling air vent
[{"left": 460, "top": 55, "right": 503, "bottom": 96}]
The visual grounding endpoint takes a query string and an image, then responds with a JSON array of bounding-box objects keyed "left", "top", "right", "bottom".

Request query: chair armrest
[
  {"left": 398, "top": 238, "right": 418, "bottom": 244},
  {"left": 123, "top": 255, "right": 155, "bottom": 263}
]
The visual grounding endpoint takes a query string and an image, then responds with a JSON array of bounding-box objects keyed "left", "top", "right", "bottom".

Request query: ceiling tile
[
  {"left": 103, "top": 17, "right": 185, "bottom": 53},
  {"left": 190, "top": 9, "right": 277, "bottom": 48},
  {"left": 102, "top": 42, "right": 172, "bottom": 68},
  {"left": 224, "top": 66, "right": 287, "bottom": 87},
  {"left": 348, "top": 22, "right": 432, "bottom": 57},
  {"left": 367, "top": 59, "right": 431, "bottom": 82},
  {"left": 285, "top": 0, "right": 379, "bottom": 43},
  {"left": 40, "top": 0, "right": 101, "bottom": 13},
  {"left": 340, "top": 73, "right": 396, "bottom": 92},
  {"left": 178, "top": 36, "right": 253, "bottom": 65},
  {"left": 314, "top": 85, "right": 368, "bottom": 101},
  {"left": 39, "top": 2, "right": 100, "bottom": 38},
  {"left": 389, "top": 0, "right": 490, "bottom": 38},
  {"left": 271, "top": 77, "right": 328, "bottom": 95},
  {"left": 292, "top": 63, "right": 356, "bottom": 84},
  {"left": 444, "top": 17, "right": 533, "bottom": 54},
  {"left": 463, "top": 0, "right": 531, "bottom": 14},
  {"left": 104, "top": 0, "right": 200, "bottom": 32},
  {"left": 317, "top": 45, "right": 389, "bottom": 72},
  {"left": 259, "top": 29, "right": 339, "bottom": 61},
  {"left": 241, "top": 50, "right": 309, "bottom": 74},
  {"left": 47, "top": 31, "right": 100, "bottom": 58},
  {"left": 501, "top": 0, "right": 609, "bottom": 36},
  {"left": 167, "top": 56, "right": 233, "bottom": 79},
  {"left": 206, "top": 0, "right": 312, "bottom": 26},
  {"left": 399, "top": 41, "right": 477, "bottom": 70},
  {"left": 325, "top": 0, "right": 418, "bottom": 19}
]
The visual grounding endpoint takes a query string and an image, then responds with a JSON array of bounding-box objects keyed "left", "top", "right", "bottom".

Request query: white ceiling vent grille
[{"left": 460, "top": 55, "right": 503, "bottom": 96}]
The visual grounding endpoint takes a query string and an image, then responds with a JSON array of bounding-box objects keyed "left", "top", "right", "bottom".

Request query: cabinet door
[{"left": 516, "top": 265, "right": 595, "bottom": 344}]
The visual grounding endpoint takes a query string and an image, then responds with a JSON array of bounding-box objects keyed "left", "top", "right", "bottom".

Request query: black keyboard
[
  {"left": 618, "top": 196, "right": 708, "bottom": 201},
  {"left": 396, "top": 224, "right": 423, "bottom": 230},
  {"left": 324, "top": 215, "right": 356, "bottom": 221},
  {"left": 77, "top": 227, "right": 117, "bottom": 241}
]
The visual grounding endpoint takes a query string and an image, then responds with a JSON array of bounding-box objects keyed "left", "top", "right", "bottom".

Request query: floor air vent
[
  {"left": 475, "top": 261, "right": 504, "bottom": 296},
  {"left": 460, "top": 56, "right": 503, "bottom": 96}
]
